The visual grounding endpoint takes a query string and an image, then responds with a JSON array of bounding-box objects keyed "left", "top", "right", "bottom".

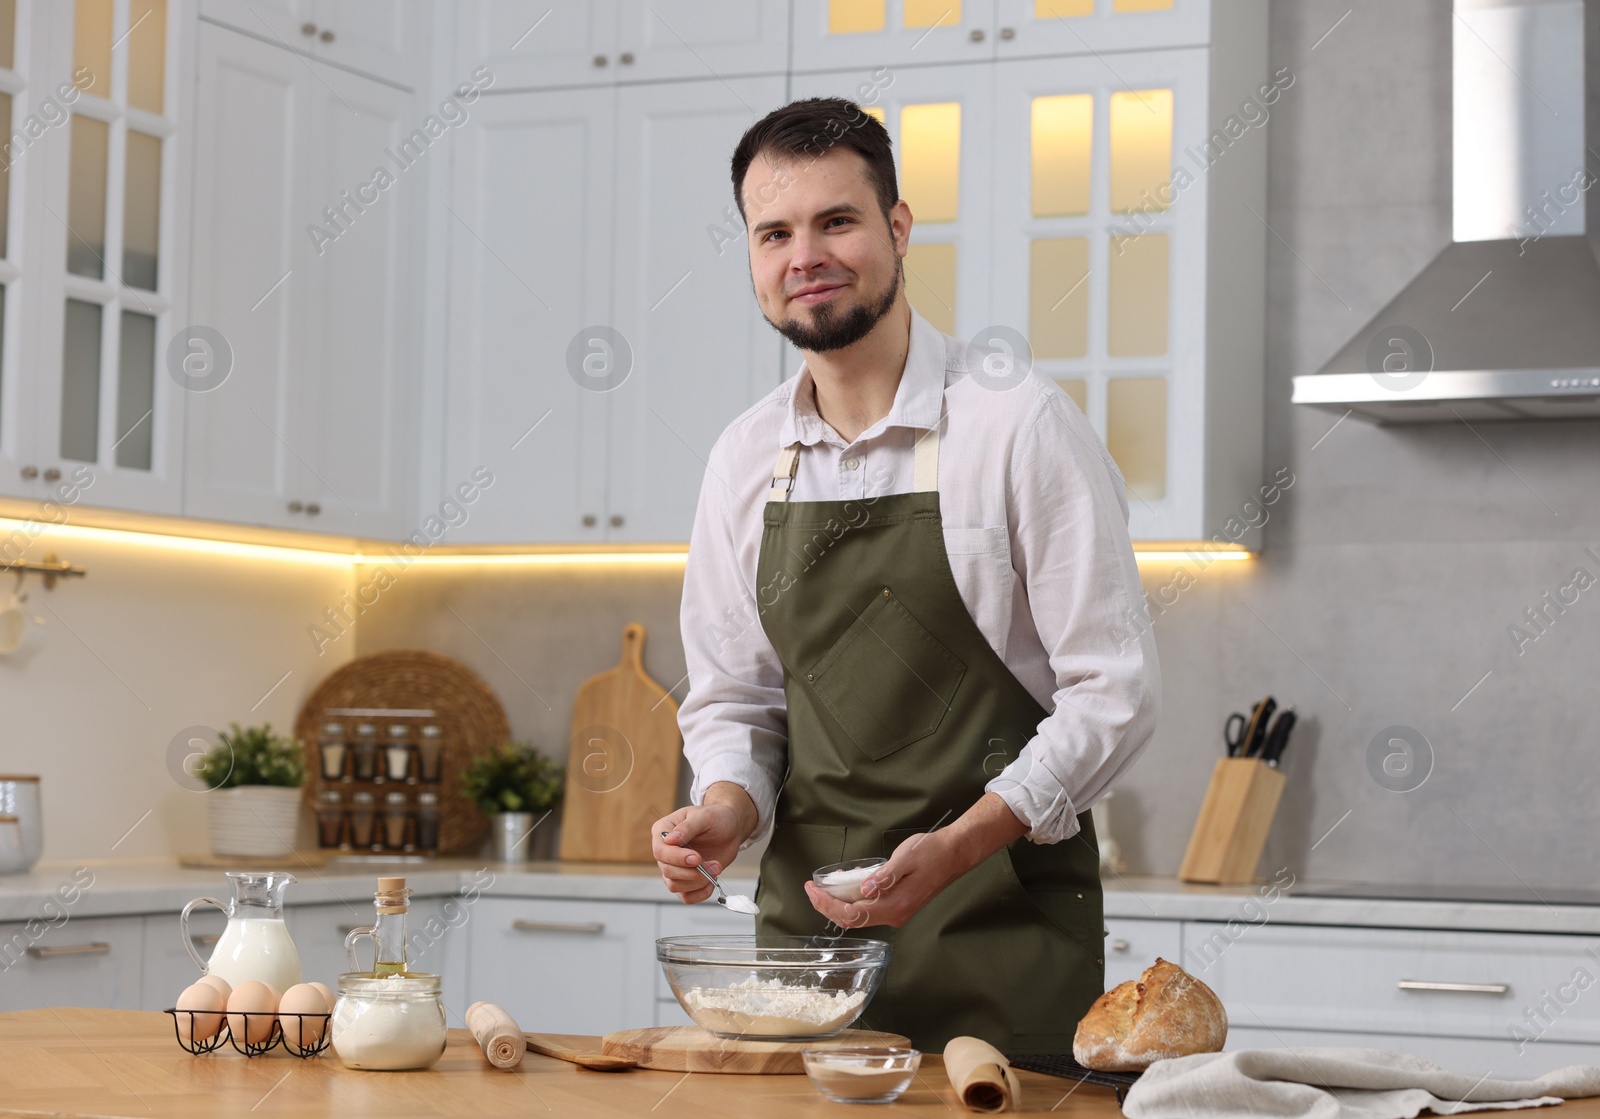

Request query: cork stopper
[{"left": 376, "top": 876, "right": 409, "bottom": 914}]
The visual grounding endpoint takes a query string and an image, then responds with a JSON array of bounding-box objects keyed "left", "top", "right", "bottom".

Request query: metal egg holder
[{"left": 162, "top": 1008, "right": 332, "bottom": 1058}]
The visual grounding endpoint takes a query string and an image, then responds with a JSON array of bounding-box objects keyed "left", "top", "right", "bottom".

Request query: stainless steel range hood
[{"left": 1292, "top": 0, "right": 1600, "bottom": 424}]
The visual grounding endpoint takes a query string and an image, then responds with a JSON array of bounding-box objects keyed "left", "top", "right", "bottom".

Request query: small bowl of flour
[{"left": 813, "top": 858, "right": 888, "bottom": 903}]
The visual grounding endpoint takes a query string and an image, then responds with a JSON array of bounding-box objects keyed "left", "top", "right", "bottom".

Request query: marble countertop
[{"left": 3, "top": 859, "right": 1597, "bottom": 935}]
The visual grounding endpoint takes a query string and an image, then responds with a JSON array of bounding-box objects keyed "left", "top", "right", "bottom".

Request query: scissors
[{"left": 1224, "top": 712, "right": 1249, "bottom": 756}]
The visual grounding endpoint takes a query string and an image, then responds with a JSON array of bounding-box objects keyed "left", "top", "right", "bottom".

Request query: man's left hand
[{"left": 802, "top": 792, "right": 1030, "bottom": 929}]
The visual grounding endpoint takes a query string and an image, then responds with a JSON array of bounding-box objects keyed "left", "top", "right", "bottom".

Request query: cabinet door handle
[
  {"left": 1397, "top": 980, "right": 1510, "bottom": 995},
  {"left": 190, "top": 934, "right": 221, "bottom": 948},
  {"left": 319, "top": 29, "right": 335, "bottom": 43},
  {"left": 619, "top": 51, "right": 635, "bottom": 64},
  {"left": 300, "top": 22, "right": 317, "bottom": 36},
  {"left": 969, "top": 28, "right": 986, "bottom": 42},
  {"left": 999, "top": 26, "right": 1015, "bottom": 40},
  {"left": 609, "top": 514, "right": 623, "bottom": 528},
  {"left": 20, "top": 465, "right": 37, "bottom": 480},
  {"left": 592, "top": 54, "right": 608, "bottom": 67},
  {"left": 288, "top": 500, "right": 304, "bottom": 513},
  {"left": 305, "top": 502, "right": 321, "bottom": 516},
  {"left": 582, "top": 514, "right": 597, "bottom": 527},
  {"left": 43, "top": 468, "right": 61, "bottom": 482},
  {"left": 512, "top": 919, "right": 605, "bottom": 936},
  {"left": 1109, "top": 938, "right": 1130, "bottom": 953},
  {"left": 27, "top": 942, "right": 111, "bottom": 958}
]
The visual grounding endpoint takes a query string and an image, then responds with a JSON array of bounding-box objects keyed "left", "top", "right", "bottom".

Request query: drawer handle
[
  {"left": 1109, "top": 938, "right": 1131, "bottom": 953},
  {"left": 1397, "top": 980, "right": 1510, "bottom": 995},
  {"left": 512, "top": 919, "right": 606, "bottom": 936},
  {"left": 26, "top": 943, "right": 111, "bottom": 959},
  {"left": 191, "top": 934, "right": 221, "bottom": 948}
]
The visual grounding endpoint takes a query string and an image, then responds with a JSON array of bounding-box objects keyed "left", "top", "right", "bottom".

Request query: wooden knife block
[{"left": 1179, "top": 758, "right": 1285, "bottom": 884}]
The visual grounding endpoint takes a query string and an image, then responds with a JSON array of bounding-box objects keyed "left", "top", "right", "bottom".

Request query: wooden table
[
  {"left": 6, "top": 1010, "right": 1599, "bottom": 1118},
  {"left": 0, "top": 1009, "right": 1121, "bottom": 1117}
]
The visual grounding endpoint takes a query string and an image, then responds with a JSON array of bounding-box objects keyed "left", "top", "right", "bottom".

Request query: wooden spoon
[{"left": 524, "top": 1033, "right": 636, "bottom": 1072}]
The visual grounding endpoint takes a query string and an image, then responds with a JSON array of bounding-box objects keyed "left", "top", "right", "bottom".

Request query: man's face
[{"left": 741, "top": 148, "right": 910, "bottom": 354}]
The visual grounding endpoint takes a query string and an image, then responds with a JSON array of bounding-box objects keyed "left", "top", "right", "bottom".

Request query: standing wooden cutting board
[{"left": 559, "top": 623, "right": 682, "bottom": 863}]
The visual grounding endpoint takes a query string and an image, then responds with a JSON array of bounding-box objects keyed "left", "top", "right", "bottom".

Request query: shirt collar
[{"left": 779, "top": 308, "right": 947, "bottom": 449}]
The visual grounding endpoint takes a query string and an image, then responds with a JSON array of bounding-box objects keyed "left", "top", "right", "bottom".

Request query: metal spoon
[{"left": 660, "top": 831, "right": 759, "bottom": 914}]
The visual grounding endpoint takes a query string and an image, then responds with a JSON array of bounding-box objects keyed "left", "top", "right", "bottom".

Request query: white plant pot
[{"left": 208, "top": 786, "right": 304, "bottom": 858}]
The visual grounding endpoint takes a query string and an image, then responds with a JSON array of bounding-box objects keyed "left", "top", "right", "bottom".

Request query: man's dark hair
[{"left": 730, "top": 97, "right": 898, "bottom": 226}]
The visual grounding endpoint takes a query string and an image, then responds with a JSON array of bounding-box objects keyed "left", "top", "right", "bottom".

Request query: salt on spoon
[{"left": 661, "top": 831, "right": 760, "bottom": 915}]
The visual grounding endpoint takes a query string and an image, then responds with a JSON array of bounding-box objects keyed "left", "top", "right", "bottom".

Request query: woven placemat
[{"left": 295, "top": 650, "right": 510, "bottom": 855}]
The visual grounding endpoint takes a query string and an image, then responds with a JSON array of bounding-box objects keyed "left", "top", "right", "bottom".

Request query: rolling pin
[{"left": 465, "top": 1001, "right": 526, "bottom": 1070}]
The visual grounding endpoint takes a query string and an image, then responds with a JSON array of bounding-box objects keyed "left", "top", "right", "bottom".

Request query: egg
[
  {"left": 279, "top": 983, "right": 332, "bottom": 1052},
  {"left": 226, "top": 980, "right": 280, "bottom": 1045},
  {"left": 307, "top": 981, "right": 336, "bottom": 1012},
  {"left": 196, "top": 973, "right": 232, "bottom": 1002},
  {"left": 175, "top": 981, "right": 226, "bottom": 1043}
]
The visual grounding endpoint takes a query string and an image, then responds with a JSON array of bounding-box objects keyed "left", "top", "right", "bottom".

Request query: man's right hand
[{"left": 652, "top": 782, "right": 759, "bottom": 904}]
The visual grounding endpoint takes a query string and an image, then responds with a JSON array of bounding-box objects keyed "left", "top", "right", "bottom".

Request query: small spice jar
[
  {"left": 382, "top": 790, "right": 411, "bottom": 852},
  {"left": 315, "top": 787, "right": 347, "bottom": 849},
  {"left": 417, "top": 725, "right": 444, "bottom": 783},
  {"left": 330, "top": 973, "right": 447, "bottom": 1071},
  {"left": 318, "top": 720, "right": 347, "bottom": 782},
  {"left": 351, "top": 722, "right": 379, "bottom": 782},
  {"left": 349, "top": 790, "right": 377, "bottom": 849},
  {"left": 382, "top": 724, "right": 413, "bottom": 783},
  {"left": 414, "top": 790, "right": 440, "bottom": 853}
]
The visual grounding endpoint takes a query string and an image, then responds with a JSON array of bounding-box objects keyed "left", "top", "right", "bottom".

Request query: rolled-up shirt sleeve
[
  {"left": 986, "top": 389, "right": 1161, "bottom": 844},
  {"left": 677, "top": 439, "right": 789, "bottom": 848}
]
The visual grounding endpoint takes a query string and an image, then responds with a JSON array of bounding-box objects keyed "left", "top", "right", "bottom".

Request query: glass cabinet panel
[
  {"left": 1029, "top": 237, "right": 1088, "bottom": 359},
  {"left": 74, "top": 0, "right": 113, "bottom": 93},
  {"left": 1109, "top": 88, "right": 1172, "bottom": 212},
  {"left": 1037, "top": 0, "right": 1094, "bottom": 15},
  {"left": 1055, "top": 378, "right": 1087, "bottom": 412},
  {"left": 1115, "top": 0, "right": 1174, "bottom": 10},
  {"left": 116, "top": 311, "right": 156, "bottom": 469},
  {"left": 68, "top": 115, "right": 110, "bottom": 278},
  {"left": 904, "top": 0, "right": 960, "bottom": 27},
  {"left": 1106, "top": 376, "right": 1166, "bottom": 499},
  {"left": 60, "top": 300, "right": 104, "bottom": 463},
  {"left": 904, "top": 242, "right": 956, "bottom": 335},
  {"left": 127, "top": 0, "right": 167, "bottom": 114},
  {"left": 900, "top": 102, "right": 960, "bottom": 223},
  {"left": 123, "top": 131, "right": 162, "bottom": 289},
  {"left": 829, "top": 0, "right": 886, "bottom": 34},
  {"left": 1108, "top": 232, "right": 1167, "bottom": 356},
  {"left": 1032, "top": 93, "right": 1092, "bottom": 217}
]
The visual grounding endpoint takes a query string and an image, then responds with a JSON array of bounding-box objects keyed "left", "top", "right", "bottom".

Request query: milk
[{"left": 205, "top": 917, "right": 302, "bottom": 993}]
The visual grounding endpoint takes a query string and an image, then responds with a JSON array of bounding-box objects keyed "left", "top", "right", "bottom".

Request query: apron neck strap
[{"left": 767, "top": 422, "right": 942, "bottom": 504}]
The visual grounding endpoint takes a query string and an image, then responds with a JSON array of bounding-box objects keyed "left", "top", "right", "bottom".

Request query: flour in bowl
[{"left": 683, "top": 977, "right": 866, "bottom": 1036}]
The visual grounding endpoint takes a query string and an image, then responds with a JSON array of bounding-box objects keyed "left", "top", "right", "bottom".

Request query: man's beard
[{"left": 765, "top": 261, "right": 901, "bottom": 353}]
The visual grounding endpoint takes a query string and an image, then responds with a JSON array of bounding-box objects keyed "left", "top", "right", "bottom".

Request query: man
[{"left": 651, "top": 97, "right": 1160, "bottom": 1053}]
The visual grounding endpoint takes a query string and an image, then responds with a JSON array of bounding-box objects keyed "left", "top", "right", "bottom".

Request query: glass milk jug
[{"left": 180, "top": 871, "right": 303, "bottom": 993}]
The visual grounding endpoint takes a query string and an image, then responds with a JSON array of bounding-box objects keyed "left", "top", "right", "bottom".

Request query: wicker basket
[{"left": 295, "top": 650, "right": 510, "bottom": 855}]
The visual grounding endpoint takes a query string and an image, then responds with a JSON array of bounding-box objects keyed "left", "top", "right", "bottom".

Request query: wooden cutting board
[
  {"left": 558, "top": 623, "right": 682, "bottom": 863},
  {"left": 600, "top": 1026, "right": 912, "bottom": 1074}
]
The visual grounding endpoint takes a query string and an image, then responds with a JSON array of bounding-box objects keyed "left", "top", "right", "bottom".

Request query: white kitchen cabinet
[
  {"left": 1103, "top": 916, "right": 1183, "bottom": 991},
  {"left": 454, "top": 1, "right": 788, "bottom": 93},
  {"left": 466, "top": 897, "right": 657, "bottom": 1034},
  {"left": 1192, "top": 921, "right": 1600, "bottom": 1047},
  {"left": 139, "top": 908, "right": 227, "bottom": 1010},
  {"left": 198, "top": 0, "right": 428, "bottom": 87},
  {"left": 791, "top": 0, "right": 999, "bottom": 72},
  {"left": 285, "top": 897, "right": 454, "bottom": 983},
  {"left": 186, "top": 23, "right": 424, "bottom": 537},
  {"left": 992, "top": 0, "right": 1212, "bottom": 57},
  {"left": 606, "top": 76, "right": 788, "bottom": 543},
  {"left": 0, "top": 915, "right": 144, "bottom": 1011},
  {"left": 440, "top": 87, "right": 612, "bottom": 544},
  {"left": 0, "top": 0, "right": 193, "bottom": 515}
]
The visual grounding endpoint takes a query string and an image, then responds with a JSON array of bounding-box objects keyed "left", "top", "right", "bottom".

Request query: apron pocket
[{"left": 809, "top": 590, "right": 966, "bottom": 761}]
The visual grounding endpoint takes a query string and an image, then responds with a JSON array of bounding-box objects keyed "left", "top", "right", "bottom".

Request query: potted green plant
[
  {"left": 195, "top": 723, "right": 308, "bottom": 858},
  {"left": 461, "top": 743, "right": 564, "bottom": 863}
]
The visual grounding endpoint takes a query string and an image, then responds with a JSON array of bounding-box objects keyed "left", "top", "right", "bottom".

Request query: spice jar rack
[{"left": 295, "top": 650, "right": 510, "bottom": 857}]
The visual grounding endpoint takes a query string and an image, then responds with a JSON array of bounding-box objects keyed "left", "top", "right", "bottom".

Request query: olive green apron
[{"left": 753, "top": 420, "right": 1105, "bottom": 1054}]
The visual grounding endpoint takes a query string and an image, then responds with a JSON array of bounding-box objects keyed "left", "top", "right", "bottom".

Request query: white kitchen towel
[{"left": 1121, "top": 1048, "right": 1600, "bottom": 1119}]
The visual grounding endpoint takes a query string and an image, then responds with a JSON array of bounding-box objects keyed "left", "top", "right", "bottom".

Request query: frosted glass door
[
  {"left": 993, "top": 0, "right": 1210, "bottom": 55},
  {"left": 792, "top": 0, "right": 999, "bottom": 72}
]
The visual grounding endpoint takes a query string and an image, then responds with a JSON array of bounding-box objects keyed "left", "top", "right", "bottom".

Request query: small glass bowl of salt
[
  {"left": 813, "top": 857, "right": 888, "bottom": 903},
  {"left": 802, "top": 1046, "right": 921, "bottom": 1104}
]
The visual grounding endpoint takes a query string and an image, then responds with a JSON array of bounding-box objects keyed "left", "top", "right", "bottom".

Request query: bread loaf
[{"left": 1072, "top": 957, "right": 1227, "bottom": 1071}]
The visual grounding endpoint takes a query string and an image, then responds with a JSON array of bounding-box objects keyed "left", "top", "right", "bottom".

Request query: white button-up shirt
[{"left": 678, "top": 309, "right": 1160, "bottom": 847}]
